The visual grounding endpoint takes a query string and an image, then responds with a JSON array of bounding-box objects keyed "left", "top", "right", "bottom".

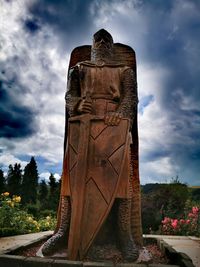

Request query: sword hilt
[{"left": 69, "top": 114, "right": 104, "bottom": 122}]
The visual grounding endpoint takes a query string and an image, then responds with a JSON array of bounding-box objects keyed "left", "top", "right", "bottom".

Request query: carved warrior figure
[{"left": 42, "top": 29, "right": 142, "bottom": 261}]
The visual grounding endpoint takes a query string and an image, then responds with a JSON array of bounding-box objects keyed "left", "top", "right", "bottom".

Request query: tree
[
  {"left": 0, "top": 169, "right": 6, "bottom": 193},
  {"left": 164, "top": 181, "right": 189, "bottom": 218},
  {"left": 7, "top": 164, "right": 22, "bottom": 196},
  {"left": 21, "top": 157, "right": 39, "bottom": 204},
  {"left": 38, "top": 179, "right": 49, "bottom": 209},
  {"left": 49, "top": 173, "right": 57, "bottom": 196},
  {"left": 48, "top": 173, "right": 60, "bottom": 211}
]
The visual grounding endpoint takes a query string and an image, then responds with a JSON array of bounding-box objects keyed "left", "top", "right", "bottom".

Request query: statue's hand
[
  {"left": 77, "top": 99, "right": 92, "bottom": 114},
  {"left": 104, "top": 112, "right": 122, "bottom": 126}
]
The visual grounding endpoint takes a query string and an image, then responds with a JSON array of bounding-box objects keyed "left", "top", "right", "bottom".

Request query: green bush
[
  {"left": 0, "top": 227, "right": 18, "bottom": 237},
  {"left": 0, "top": 192, "right": 56, "bottom": 237},
  {"left": 25, "top": 203, "right": 40, "bottom": 218},
  {"left": 39, "top": 209, "right": 56, "bottom": 218},
  {"left": 38, "top": 216, "right": 56, "bottom": 231}
]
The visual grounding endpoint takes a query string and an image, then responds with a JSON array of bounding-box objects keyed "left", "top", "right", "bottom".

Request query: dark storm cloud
[
  {"left": 142, "top": 150, "right": 171, "bottom": 163},
  {"left": 141, "top": 0, "right": 200, "bottom": 106},
  {"left": 27, "top": 0, "right": 95, "bottom": 51},
  {"left": 136, "top": 0, "right": 200, "bottom": 183},
  {"left": 24, "top": 18, "right": 41, "bottom": 33},
  {"left": 0, "top": 70, "right": 36, "bottom": 138}
]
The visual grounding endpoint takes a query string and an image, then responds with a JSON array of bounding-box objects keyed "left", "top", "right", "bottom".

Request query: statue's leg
[
  {"left": 42, "top": 196, "right": 71, "bottom": 256},
  {"left": 118, "top": 198, "right": 139, "bottom": 262},
  {"left": 130, "top": 149, "right": 143, "bottom": 246}
]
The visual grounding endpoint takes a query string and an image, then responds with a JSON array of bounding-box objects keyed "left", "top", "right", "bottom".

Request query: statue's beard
[{"left": 91, "top": 47, "right": 113, "bottom": 62}]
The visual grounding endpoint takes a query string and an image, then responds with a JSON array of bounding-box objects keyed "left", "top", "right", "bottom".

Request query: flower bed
[
  {"left": 161, "top": 206, "right": 200, "bottom": 236},
  {"left": 0, "top": 192, "right": 56, "bottom": 237}
]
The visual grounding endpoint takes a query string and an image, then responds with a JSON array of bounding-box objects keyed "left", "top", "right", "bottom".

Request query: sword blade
[{"left": 67, "top": 114, "right": 91, "bottom": 260}]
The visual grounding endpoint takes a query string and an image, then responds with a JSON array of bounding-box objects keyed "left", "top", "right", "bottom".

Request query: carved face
[{"left": 93, "top": 29, "right": 113, "bottom": 51}]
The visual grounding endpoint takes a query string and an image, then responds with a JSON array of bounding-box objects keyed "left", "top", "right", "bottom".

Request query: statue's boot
[
  {"left": 42, "top": 196, "right": 71, "bottom": 256},
  {"left": 118, "top": 198, "right": 139, "bottom": 262}
]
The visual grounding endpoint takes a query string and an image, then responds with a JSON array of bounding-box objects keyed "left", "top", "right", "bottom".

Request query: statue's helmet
[{"left": 92, "top": 29, "right": 113, "bottom": 50}]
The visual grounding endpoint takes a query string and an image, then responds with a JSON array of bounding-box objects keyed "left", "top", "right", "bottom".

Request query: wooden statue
[{"left": 41, "top": 29, "right": 142, "bottom": 262}]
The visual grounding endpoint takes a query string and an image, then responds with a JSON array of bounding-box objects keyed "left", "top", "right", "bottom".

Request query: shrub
[
  {"left": 0, "top": 192, "right": 56, "bottom": 237},
  {"left": 161, "top": 206, "right": 200, "bottom": 236},
  {"left": 141, "top": 182, "right": 189, "bottom": 233},
  {"left": 25, "top": 203, "right": 40, "bottom": 218},
  {"left": 38, "top": 216, "right": 56, "bottom": 231},
  {"left": 39, "top": 209, "right": 56, "bottom": 218}
]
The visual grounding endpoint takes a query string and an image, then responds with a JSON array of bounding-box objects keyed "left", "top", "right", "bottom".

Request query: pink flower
[
  {"left": 180, "top": 219, "right": 185, "bottom": 224},
  {"left": 192, "top": 207, "right": 199, "bottom": 214},
  {"left": 171, "top": 219, "right": 178, "bottom": 228},
  {"left": 162, "top": 217, "right": 170, "bottom": 224},
  {"left": 188, "top": 213, "right": 195, "bottom": 218},
  {"left": 186, "top": 219, "right": 190, "bottom": 224}
]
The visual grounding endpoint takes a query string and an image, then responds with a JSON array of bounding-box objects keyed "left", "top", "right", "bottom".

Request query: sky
[{"left": 0, "top": 0, "right": 200, "bottom": 185}]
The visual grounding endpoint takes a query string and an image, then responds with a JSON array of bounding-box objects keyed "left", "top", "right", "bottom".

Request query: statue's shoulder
[
  {"left": 118, "top": 65, "right": 133, "bottom": 75},
  {"left": 68, "top": 64, "right": 80, "bottom": 78},
  {"left": 69, "top": 63, "right": 133, "bottom": 78},
  {"left": 70, "top": 61, "right": 129, "bottom": 68},
  {"left": 69, "top": 61, "right": 93, "bottom": 70}
]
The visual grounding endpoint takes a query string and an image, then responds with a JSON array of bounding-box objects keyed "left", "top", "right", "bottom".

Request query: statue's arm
[
  {"left": 65, "top": 67, "right": 81, "bottom": 117},
  {"left": 118, "top": 68, "right": 138, "bottom": 127}
]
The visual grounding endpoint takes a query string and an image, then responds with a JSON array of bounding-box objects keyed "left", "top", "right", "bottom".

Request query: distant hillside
[
  {"left": 189, "top": 187, "right": 200, "bottom": 201},
  {"left": 141, "top": 183, "right": 170, "bottom": 194},
  {"left": 141, "top": 183, "right": 200, "bottom": 201}
]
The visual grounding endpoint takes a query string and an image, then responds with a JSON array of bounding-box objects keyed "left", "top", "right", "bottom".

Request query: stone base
[
  {"left": 36, "top": 243, "right": 153, "bottom": 264},
  {"left": 0, "top": 233, "right": 195, "bottom": 267}
]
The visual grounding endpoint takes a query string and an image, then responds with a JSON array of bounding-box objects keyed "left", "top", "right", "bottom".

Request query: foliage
[
  {"left": 0, "top": 158, "right": 60, "bottom": 237},
  {"left": 0, "top": 192, "right": 56, "bottom": 237},
  {"left": 141, "top": 191, "right": 162, "bottom": 233},
  {"left": 47, "top": 173, "right": 60, "bottom": 211},
  {"left": 21, "top": 157, "right": 39, "bottom": 204},
  {"left": 25, "top": 203, "right": 40, "bottom": 218},
  {"left": 38, "top": 215, "right": 57, "bottom": 231},
  {"left": 38, "top": 179, "right": 49, "bottom": 210},
  {"left": 141, "top": 180, "right": 189, "bottom": 233},
  {"left": 190, "top": 188, "right": 200, "bottom": 202},
  {"left": 163, "top": 182, "right": 189, "bottom": 218},
  {"left": 0, "top": 169, "right": 6, "bottom": 193},
  {"left": 7, "top": 163, "right": 22, "bottom": 196},
  {"left": 161, "top": 206, "right": 200, "bottom": 236},
  {"left": 39, "top": 209, "right": 56, "bottom": 218}
]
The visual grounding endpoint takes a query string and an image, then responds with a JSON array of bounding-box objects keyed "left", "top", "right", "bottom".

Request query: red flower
[
  {"left": 171, "top": 219, "right": 178, "bottom": 229},
  {"left": 192, "top": 207, "right": 199, "bottom": 214},
  {"left": 188, "top": 213, "right": 195, "bottom": 218},
  {"left": 162, "top": 217, "right": 171, "bottom": 224}
]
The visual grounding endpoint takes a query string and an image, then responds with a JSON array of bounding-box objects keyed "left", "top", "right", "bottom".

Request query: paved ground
[
  {"left": 144, "top": 235, "right": 200, "bottom": 267},
  {"left": 0, "top": 231, "right": 53, "bottom": 254},
  {"left": 0, "top": 232, "right": 199, "bottom": 266}
]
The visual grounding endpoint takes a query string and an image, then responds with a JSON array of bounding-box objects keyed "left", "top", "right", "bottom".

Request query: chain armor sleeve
[
  {"left": 65, "top": 66, "right": 81, "bottom": 117},
  {"left": 117, "top": 68, "right": 138, "bottom": 128}
]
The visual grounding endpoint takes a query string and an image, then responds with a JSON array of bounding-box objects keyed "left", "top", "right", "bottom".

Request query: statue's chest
[{"left": 79, "top": 66, "right": 121, "bottom": 96}]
